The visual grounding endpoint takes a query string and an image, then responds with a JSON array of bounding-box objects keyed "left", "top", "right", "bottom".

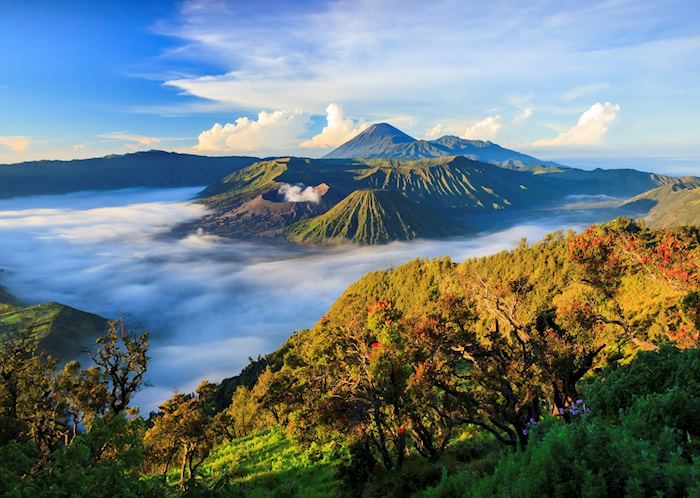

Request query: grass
[{"left": 199, "top": 426, "right": 345, "bottom": 497}]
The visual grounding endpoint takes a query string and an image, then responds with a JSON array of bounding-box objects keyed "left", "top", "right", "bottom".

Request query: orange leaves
[{"left": 669, "top": 325, "right": 700, "bottom": 350}]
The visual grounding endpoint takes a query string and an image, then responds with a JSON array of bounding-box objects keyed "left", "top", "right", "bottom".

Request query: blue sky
[{"left": 1, "top": 0, "right": 699, "bottom": 174}]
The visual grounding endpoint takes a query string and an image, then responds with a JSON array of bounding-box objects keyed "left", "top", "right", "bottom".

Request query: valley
[{"left": 0, "top": 185, "right": 625, "bottom": 410}]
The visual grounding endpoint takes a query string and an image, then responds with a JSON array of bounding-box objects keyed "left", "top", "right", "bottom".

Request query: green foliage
[
  {"left": 0, "top": 320, "right": 153, "bottom": 497},
  {"left": 198, "top": 426, "right": 345, "bottom": 497},
  {"left": 422, "top": 347, "right": 700, "bottom": 498},
  {"left": 423, "top": 420, "right": 698, "bottom": 498}
]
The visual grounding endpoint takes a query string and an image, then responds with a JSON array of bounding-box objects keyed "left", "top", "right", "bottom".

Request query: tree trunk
[{"left": 179, "top": 446, "right": 188, "bottom": 490}]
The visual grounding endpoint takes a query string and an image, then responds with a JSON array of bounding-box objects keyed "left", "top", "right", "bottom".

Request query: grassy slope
[
  {"left": 0, "top": 302, "right": 108, "bottom": 359},
  {"left": 621, "top": 184, "right": 700, "bottom": 228},
  {"left": 200, "top": 427, "right": 343, "bottom": 497},
  {"left": 198, "top": 158, "right": 291, "bottom": 209},
  {"left": 352, "top": 156, "right": 545, "bottom": 210},
  {"left": 286, "top": 189, "right": 456, "bottom": 245}
]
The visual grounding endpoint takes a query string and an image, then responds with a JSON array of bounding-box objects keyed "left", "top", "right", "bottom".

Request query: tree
[
  {"left": 145, "top": 381, "right": 216, "bottom": 490},
  {"left": 88, "top": 319, "right": 149, "bottom": 419},
  {"left": 0, "top": 331, "right": 67, "bottom": 453},
  {"left": 213, "top": 385, "right": 262, "bottom": 441}
]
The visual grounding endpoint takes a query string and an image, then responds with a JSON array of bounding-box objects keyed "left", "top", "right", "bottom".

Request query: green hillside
[
  {"left": 353, "top": 156, "right": 548, "bottom": 209},
  {"left": 0, "top": 284, "right": 16, "bottom": 305},
  {"left": 286, "top": 189, "right": 456, "bottom": 245},
  {"left": 0, "top": 301, "right": 108, "bottom": 359},
  {"left": 621, "top": 183, "right": 700, "bottom": 228},
  {"left": 193, "top": 139, "right": 698, "bottom": 245},
  {"left": 198, "top": 426, "right": 343, "bottom": 497},
  {"left": 198, "top": 158, "right": 291, "bottom": 209}
]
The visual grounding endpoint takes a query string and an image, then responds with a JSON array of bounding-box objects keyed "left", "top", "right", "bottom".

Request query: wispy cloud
[
  {"left": 98, "top": 132, "right": 161, "bottom": 147},
  {"left": 560, "top": 83, "right": 609, "bottom": 101},
  {"left": 0, "top": 136, "right": 30, "bottom": 153},
  {"left": 513, "top": 107, "right": 535, "bottom": 125}
]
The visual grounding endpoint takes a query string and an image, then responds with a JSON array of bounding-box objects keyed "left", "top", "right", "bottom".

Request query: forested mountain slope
[{"left": 0, "top": 150, "right": 258, "bottom": 198}]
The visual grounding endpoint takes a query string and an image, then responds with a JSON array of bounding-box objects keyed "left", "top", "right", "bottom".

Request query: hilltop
[
  {"left": 620, "top": 182, "right": 700, "bottom": 228},
  {"left": 0, "top": 301, "right": 108, "bottom": 359}
]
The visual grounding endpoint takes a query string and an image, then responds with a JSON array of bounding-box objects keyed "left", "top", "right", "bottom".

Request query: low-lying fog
[{"left": 0, "top": 187, "right": 622, "bottom": 410}]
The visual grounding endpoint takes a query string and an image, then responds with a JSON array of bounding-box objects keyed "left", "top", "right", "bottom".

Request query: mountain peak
[
  {"left": 323, "top": 123, "right": 415, "bottom": 159},
  {"left": 359, "top": 123, "right": 416, "bottom": 143}
]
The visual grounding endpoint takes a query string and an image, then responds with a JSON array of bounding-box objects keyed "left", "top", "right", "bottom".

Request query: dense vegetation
[{"left": 2, "top": 218, "right": 699, "bottom": 496}]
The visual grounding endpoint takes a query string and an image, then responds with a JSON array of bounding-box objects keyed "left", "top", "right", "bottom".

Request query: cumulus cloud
[
  {"left": 531, "top": 102, "right": 620, "bottom": 147},
  {"left": 513, "top": 107, "right": 535, "bottom": 124},
  {"left": 193, "top": 110, "right": 309, "bottom": 153},
  {"left": 299, "top": 103, "right": 368, "bottom": 149},
  {"left": 278, "top": 183, "right": 321, "bottom": 203},
  {"left": 426, "top": 115, "right": 502, "bottom": 141},
  {"left": 0, "top": 136, "right": 30, "bottom": 153}
]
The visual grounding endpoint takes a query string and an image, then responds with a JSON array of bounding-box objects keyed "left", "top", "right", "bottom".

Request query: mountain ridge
[
  {"left": 0, "top": 150, "right": 259, "bottom": 199},
  {"left": 324, "top": 122, "right": 563, "bottom": 170}
]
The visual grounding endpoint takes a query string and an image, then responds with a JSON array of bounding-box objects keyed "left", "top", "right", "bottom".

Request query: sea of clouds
[{"left": 0, "top": 187, "right": 618, "bottom": 410}]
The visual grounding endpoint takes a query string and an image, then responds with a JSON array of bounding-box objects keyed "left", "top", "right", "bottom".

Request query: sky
[{"left": 1, "top": 0, "right": 700, "bottom": 174}]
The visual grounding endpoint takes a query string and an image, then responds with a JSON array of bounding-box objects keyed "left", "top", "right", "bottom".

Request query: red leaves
[
  {"left": 569, "top": 224, "right": 699, "bottom": 292},
  {"left": 669, "top": 325, "right": 700, "bottom": 350}
]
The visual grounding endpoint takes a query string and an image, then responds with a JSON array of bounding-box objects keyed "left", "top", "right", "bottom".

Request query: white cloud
[
  {"left": 426, "top": 115, "right": 502, "bottom": 141},
  {"left": 193, "top": 110, "right": 309, "bottom": 153},
  {"left": 0, "top": 136, "right": 30, "bottom": 153},
  {"left": 278, "top": 183, "right": 321, "bottom": 203},
  {"left": 99, "top": 132, "right": 161, "bottom": 146},
  {"left": 299, "top": 103, "right": 368, "bottom": 149},
  {"left": 513, "top": 107, "right": 535, "bottom": 124},
  {"left": 561, "top": 83, "right": 609, "bottom": 101},
  {"left": 532, "top": 102, "right": 620, "bottom": 147}
]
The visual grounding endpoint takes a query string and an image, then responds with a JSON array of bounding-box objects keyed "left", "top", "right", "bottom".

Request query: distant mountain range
[
  {"left": 0, "top": 151, "right": 258, "bottom": 198},
  {"left": 324, "top": 123, "right": 564, "bottom": 171}
]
